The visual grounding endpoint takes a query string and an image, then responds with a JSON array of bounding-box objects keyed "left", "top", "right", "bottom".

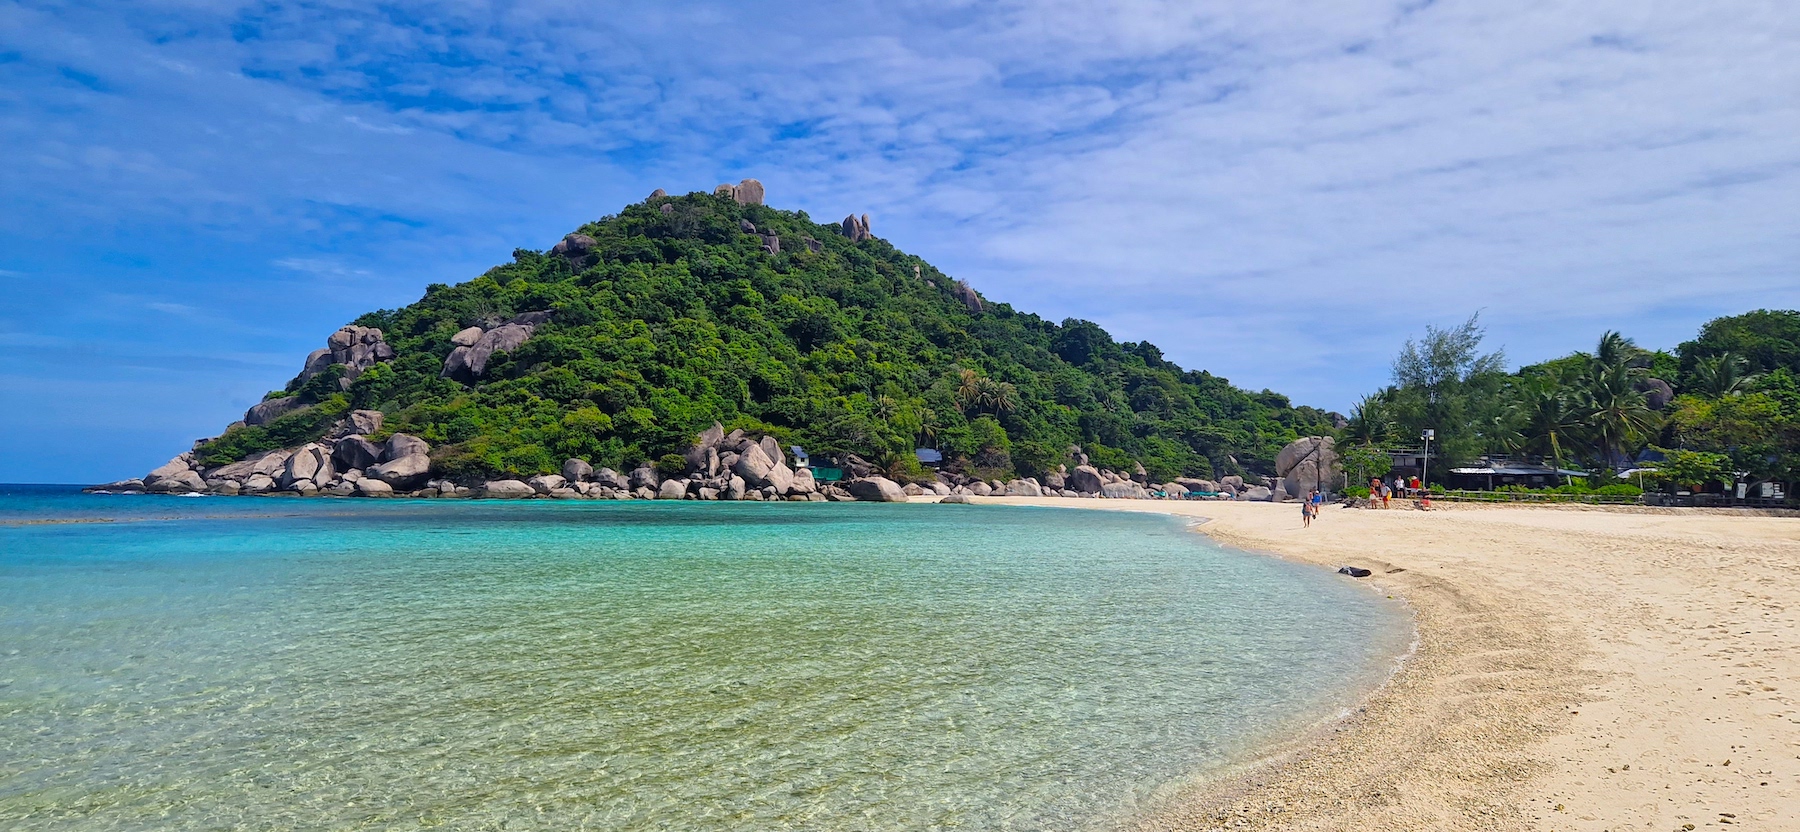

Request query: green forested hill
[{"left": 197, "top": 188, "right": 1336, "bottom": 483}]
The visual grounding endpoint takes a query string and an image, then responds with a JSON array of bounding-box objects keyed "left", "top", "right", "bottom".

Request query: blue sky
[{"left": 2, "top": 0, "right": 1797, "bottom": 482}]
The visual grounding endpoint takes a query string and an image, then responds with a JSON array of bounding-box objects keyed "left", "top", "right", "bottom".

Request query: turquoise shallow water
[{"left": 0, "top": 485, "right": 1408, "bottom": 831}]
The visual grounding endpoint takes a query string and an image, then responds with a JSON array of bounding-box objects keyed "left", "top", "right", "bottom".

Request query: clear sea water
[{"left": 0, "top": 485, "right": 1408, "bottom": 831}]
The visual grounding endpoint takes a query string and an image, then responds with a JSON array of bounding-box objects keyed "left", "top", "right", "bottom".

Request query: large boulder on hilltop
[
  {"left": 332, "top": 436, "right": 383, "bottom": 471},
  {"left": 245, "top": 396, "right": 307, "bottom": 426},
  {"left": 845, "top": 476, "right": 908, "bottom": 502},
  {"left": 1067, "top": 465, "right": 1104, "bottom": 494},
  {"left": 551, "top": 233, "right": 598, "bottom": 267},
  {"left": 840, "top": 213, "right": 872, "bottom": 242},
  {"left": 383, "top": 434, "right": 429, "bottom": 462},
  {"left": 451, "top": 326, "right": 484, "bottom": 347},
  {"left": 368, "top": 453, "right": 431, "bottom": 488},
  {"left": 562, "top": 458, "right": 593, "bottom": 482},
  {"left": 302, "top": 325, "right": 394, "bottom": 386},
  {"left": 733, "top": 178, "right": 765, "bottom": 206}
]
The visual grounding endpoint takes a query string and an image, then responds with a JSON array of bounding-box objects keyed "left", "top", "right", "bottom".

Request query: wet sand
[{"left": 969, "top": 497, "right": 1799, "bottom": 831}]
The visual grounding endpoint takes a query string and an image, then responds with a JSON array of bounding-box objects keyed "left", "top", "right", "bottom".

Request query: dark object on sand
[{"left": 1337, "top": 566, "right": 1372, "bottom": 578}]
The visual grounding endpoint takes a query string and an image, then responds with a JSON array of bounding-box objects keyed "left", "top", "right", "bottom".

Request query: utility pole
[{"left": 1421, "top": 429, "right": 1434, "bottom": 492}]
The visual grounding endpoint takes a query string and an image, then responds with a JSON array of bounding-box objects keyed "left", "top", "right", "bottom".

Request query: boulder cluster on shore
[{"left": 89, "top": 417, "right": 1340, "bottom": 505}]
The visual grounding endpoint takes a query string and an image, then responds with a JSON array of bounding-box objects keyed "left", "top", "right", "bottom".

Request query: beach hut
[
  {"left": 914, "top": 448, "right": 943, "bottom": 468},
  {"left": 1447, "top": 457, "right": 1588, "bottom": 490}
]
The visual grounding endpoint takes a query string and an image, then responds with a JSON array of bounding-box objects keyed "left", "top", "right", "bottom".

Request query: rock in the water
[
  {"left": 846, "top": 476, "right": 908, "bottom": 502},
  {"left": 734, "top": 178, "right": 764, "bottom": 205},
  {"left": 369, "top": 453, "right": 431, "bottom": 488},
  {"left": 332, "top": 436, "right": 383, "bottom": 471},
  {"left": 355, "top": 479, "right": 394, "bottom": 497},
  {"left": 147, "top": 469, "right": 205, "bottom": 493},
  {"left": 1067, "top": 465, "right": 1104, "bottom": 494},
  {"left": 527, "top": 474, "right": 567, "bottom": 495},
  {"left": 658, "top": 479, "right": 688, "bottom": 500},
  {"left": 451, "top": 326, "right": 484, "bottom": 347},
  {"left": 482, "top": 479, "right": 535, "bottom": 498},
  {"left": 562, "top": 458, "right": 593, "bottom": 482}
]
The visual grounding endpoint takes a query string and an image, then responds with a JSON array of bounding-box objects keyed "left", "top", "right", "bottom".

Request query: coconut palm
[
  {"left": 1689, "top": 352, "right": 1758, "bottom": 397},
  {"left": 1578, "top": 362, "right": 1661, "bottom": 468},
  {"left": 1505, "top": 375, "right": 1582, "bottom": 480},
  {"left": 955, "top": 369, "right": 982, "bottom": 414},
  {"left": 1342, "top": 393, "right": 1396, "bottom": 447}
]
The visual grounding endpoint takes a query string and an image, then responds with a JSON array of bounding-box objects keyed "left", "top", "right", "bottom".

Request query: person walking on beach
[
  {"left": 1309, "top": 488, "right": 1323, "bottom": 518},
  {"left": 1380, "top": 480, "right": 1392, "bottom": 509},
  {"left": 1301, "top": 498, "right": 1314, "bottom": 527}
]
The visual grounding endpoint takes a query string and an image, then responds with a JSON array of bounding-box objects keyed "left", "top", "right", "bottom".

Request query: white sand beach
[{"left": 969, "top": 498, "right": 1799, "bottom": 831}]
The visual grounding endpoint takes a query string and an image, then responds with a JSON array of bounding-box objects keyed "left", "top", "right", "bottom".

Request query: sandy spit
[{"left": 952, "top": 497, "right": 1799, "bottom": 831}]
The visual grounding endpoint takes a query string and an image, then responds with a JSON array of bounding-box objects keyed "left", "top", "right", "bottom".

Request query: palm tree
[
  {"left": 1506, "top": 375, "right": 1581, "bottom": 482},
  {"left": 990, "top": 381, "right": 1019, "bottom": 414},
  {"left": 955, "top": 369, "right": 982, "bottom": 414},
  {"left": 1342, "top": 393, "right": 1396, "bottom": 448},
  {"left": 1592, "top": 330, "right": 1639, "bottom": 372},
  {"left": 914, "top": 405, "right": 941, "bottom": 447},
  {"left": 1579, "top": 362, "right": 1661, "bottom": 468},
  {"left": 871, "top": 395, "right": 899, "bottom": 421},
  {"left": 1690, "top": 352, "right": 1758, "bottom": 397}
]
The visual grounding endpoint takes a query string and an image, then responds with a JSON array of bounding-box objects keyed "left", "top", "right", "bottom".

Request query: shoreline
[{"left": 963, "top": 497, "right": 1799, "bottom": 831}]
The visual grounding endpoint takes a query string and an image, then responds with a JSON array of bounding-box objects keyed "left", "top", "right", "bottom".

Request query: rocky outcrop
[
  {"left": 281, "top": 444, "right": 335, "bottom": 490},
  {"left": 298, "top": 325, "right": 396, "bottom": 388},
  {"left": 950, "top": 280, "right": 982, "bottom": 314},
  {"left": 328, "top": 409, "right": 384, "bottom": 439},
  {"left": 732, "top": 442, "right": 794, "bottom": 493},
  {"left": 845, "top": 476, "right": 908, "bottom": 502},
  {"left": 628, "top": 465, "right": 660, "bottom": 491},
  {"left": 1243, "top": 485, "right": 1273, "bottom": 501},
  {"left": 244, "top": 395, "right": 308, "bottom": 426},
  {"left": 657, "top": 479, "right": 688, "bottom": 499},
  {"left": 714, "top": 179, "right": 766, "bottom": 205},
  {"left": 528, "top": 474, "right": 567, "bottom": 494},
  {"left": 451, "top": 326, "right": 483, "bottom": 347},
  {"left": 551, "top": 233, "right": 598, "bottom": 268},
  {"left": 1101, "top": 481, "right": 1147, "bottom": 499},
  {"left": 840, "top": 213, "right": 872, "bottom": 242},
  {"left": 355, "top": 479, "right": 394, "bottom": 497},
  {"left": 441, "top": 311, "right": 551, "bottom": 383},
  {"left": 803, "top": 237, "right": 823, "bottom": 253},
  {"left": 648, "top": 188, "right": 667, "bottom": 200}
]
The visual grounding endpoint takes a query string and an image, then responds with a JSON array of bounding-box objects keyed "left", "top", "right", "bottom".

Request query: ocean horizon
[{"left": 1, "top": 485, "right": 1408, "bottom": 830}]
